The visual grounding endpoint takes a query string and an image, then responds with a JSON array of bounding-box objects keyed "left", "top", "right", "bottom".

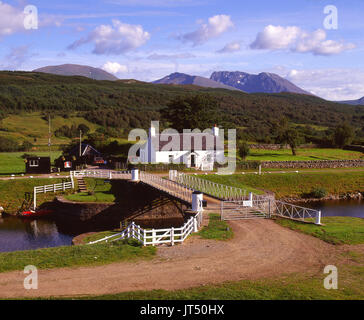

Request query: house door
[{"left": 191, "top": 154, "right": 196, "bottom": 167}]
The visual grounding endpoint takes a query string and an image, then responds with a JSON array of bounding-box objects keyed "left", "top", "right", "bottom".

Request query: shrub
[{"left": 303, "top": 187, "right": 327, "bottom": 199}]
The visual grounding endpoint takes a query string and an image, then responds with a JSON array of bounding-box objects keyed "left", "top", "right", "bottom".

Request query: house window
[{"left": 29, "top": 160, "right": 39, "bottom": 167}]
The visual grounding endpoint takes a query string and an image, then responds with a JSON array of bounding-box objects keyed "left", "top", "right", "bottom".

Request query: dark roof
[
  {"left": 151, "top": 133, "right": 224, "bottom": 152},
  {"left": 69, "top": 143, "right": 101, "bottom": 157}
]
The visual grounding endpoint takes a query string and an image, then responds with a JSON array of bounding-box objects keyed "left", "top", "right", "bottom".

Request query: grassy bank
[
  {"left": 0, "top": 240, "right": 156, "bottom": 273},
  {"left": 196, "top": 213, "right": 234, "bottom": 240},
  {"left": 198, "top": 170, "right": 363, "bottom": 199},
  {"left": 275, "top": 217, "right": 364, "bottom": 245},
  {"left": 0, "top": 177, "right": 67, "bottom": 213},
  {"left": 0, "top": 151, "right": 62, "bottom": 175},
  {"left": 65, "top": 178, "right": 117, "bottom": 203},
  {"left": 246, "top": 148, "right": 363, "bottom": 161}
]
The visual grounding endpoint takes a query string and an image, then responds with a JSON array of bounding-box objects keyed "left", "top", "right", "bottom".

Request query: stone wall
[
  {"left": 50, "top": 180, "right": 188, "bottom": 228},
  {"left": 261, "top": 159, "right": 364, "bottom": 169}
]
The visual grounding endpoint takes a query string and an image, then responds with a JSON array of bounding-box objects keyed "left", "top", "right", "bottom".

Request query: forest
[{"left": 0, "top": 71, "right": 363, "bottom": 145}]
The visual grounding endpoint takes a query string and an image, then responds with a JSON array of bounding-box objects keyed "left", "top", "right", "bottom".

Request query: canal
[{"left": 0, "top": 199, "right": 362, "bottom": 253}]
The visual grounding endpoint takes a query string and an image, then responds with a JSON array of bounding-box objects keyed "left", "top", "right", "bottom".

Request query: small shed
[
  {"left": 25, "top": 157, "right": 51, "bottom": 174},
  {"left": 68, "top": 143, "right": 103, "bottom": 165}
]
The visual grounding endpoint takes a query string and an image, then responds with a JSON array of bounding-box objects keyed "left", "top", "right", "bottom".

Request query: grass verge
[
  {"left": 0, "top": 239, "right": 156, "bottom": 273},
  {"left": 198, "top": 170, "right": 364, "bottom": 198},
  {"left": 275, "top": 216, "right": 364, "bottom": 245},
  {"left": 0, "top": 178, "right": 68, "bottom": 213},
  {"left": 65, "top": 178, "right": 116, "bottom": 203},
  {"left": 196, "top": 213, "right": 234, "bottom": 241}
]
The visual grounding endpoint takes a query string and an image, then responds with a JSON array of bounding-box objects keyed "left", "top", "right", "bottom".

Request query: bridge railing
[
  {"left": 171, "top": 172, "right": 252, "bottom": 201},
  {"left": 71, "top": 170, "right": 132, "bottom": 180},
  {"left": 140, "top": 171, "right": 193, "bottom": 204},
  {"left": 251, "top": 198, "right": 321, "bottom": 224},
  {"left": 88, "top": 211, "right": 203, "bottom": 246}
]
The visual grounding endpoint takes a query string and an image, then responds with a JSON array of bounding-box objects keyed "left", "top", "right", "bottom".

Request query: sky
[{"left": 0, "top": 0, "right": 364, "bottom": 100}]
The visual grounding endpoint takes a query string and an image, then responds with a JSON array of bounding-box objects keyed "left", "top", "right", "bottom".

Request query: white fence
[
  {"left": 88, "top": 211, "right": 203, "bottom": 246},
  {"left": 171, "top": 171, "right": 252, "bottom": 201},
  {"left": 33, "top": 180, "right": 74, "bottom": 209},
  {"left": 222, "top": 198, "right": 321, "bottom": 224},
  {"left": 71, "top": 170, "right": 132, "bottom": 180}
]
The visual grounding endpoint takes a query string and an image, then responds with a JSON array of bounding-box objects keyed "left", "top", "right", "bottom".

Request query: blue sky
[{"left": 1, "top": 0, "right": 364, "bottom": 100}]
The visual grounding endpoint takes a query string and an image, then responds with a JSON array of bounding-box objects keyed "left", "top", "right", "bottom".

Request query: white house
[{"left": 138, "top": 123, "right": 225, "bottom": 171}]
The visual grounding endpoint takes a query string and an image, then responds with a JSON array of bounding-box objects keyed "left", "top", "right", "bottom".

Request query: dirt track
[{"left": 0, "top": 218, "right": 339, "bottom": 298}]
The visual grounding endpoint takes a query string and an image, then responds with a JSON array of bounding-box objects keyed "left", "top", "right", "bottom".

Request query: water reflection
[{"left": 298, "top": 199, "right": 363, "bottom": 218}]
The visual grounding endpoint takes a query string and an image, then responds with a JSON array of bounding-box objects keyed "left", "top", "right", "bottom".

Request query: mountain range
[
  {"left": 338, "top": 96, "right": 364, "bottom": 106},
  {"left": 33, "top": 64, "right": 118, "bottom": 81},
  {"left": 153, "top": 72, "right": 240, "bottom": 91},
  {"left": 154, "top": 71, "right": 312, "bottom": 95},
  {"left": 210, "top": 71, "right": 312, "bottom": 95}
]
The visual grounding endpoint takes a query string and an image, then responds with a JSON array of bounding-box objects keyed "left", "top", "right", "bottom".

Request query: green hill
[{"left": 0, "top": 71, "right": 363, "bottom": 144}]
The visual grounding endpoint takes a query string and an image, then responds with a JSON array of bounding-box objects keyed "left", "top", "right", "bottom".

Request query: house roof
[
  {"left": 151, "top": 133, "right": 224, "bottom": 152},
  {"left": 69, "top": 143, "right": 101, "bottom": 157}
]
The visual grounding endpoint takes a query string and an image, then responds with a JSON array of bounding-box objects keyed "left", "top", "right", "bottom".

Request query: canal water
[
  {"left": 0, "top": 199, "right": 362, "bottom": 253},
  {"left": 299, "top": 199, "right": 364, "bottom": 219}
]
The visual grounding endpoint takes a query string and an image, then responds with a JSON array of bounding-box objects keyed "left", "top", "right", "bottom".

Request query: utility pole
[
  {"left": 79, "top": 130, "right": 82, "bottom": 157},
  {"left": 48, "top": 114, "right": 51, "bottom": 160}
]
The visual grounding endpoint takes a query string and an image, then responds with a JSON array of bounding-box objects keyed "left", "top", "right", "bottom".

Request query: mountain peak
[
  {"left": 32, "top": 64, "right": 118, "bottom": 81},
  {"left": 153, "top": 72, "right": 241, "bottom": 91},
  {"left": 210, "top": 71, "right": 312, "bottom": 95}
]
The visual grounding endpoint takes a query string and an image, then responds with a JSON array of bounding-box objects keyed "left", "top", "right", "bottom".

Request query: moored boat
[{"left": 20, "top": 209, "right": 53, "bottom": 218}]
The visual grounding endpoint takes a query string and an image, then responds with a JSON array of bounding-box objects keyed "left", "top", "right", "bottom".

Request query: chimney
[
  {"left": 149, "top": 121, "right": 158, "bottom": 137},
  {"left": 212, "top": 124, "right": 219, "bottom": 137}
]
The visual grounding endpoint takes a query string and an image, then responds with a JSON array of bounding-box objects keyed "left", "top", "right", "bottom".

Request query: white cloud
[
  {"left": 0, "top": 2, "right": 25, "bottom": 37},
  {"left": 1, "top": 46, "right": 36, "bottom": 70},
  {"left": 147, "top": 53, "right": 195, "bottom": 60},
  {"left": 68, "top": 19, "right": 150, "bottom": 55},
  {"left": 250, "top": 25, "right": 355, "bottom": 56},
  {"left": 179, "top": 14, "right": 233, "bottom": 46},
  {"left": 251, "top": 25, "right": 301, "bottom": 50},
  {"left": 217, "top": 41, "right": 241, "bottom": 54},
  {"left": 102, "top": 61, "right": 128, "bottom": 74},
  {"left": 286, "top": 68, "right": 364, "bottom": 100}
]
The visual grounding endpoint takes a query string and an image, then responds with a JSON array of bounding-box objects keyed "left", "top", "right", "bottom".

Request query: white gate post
[
  {"left": 192, "top": 191, "right": 203, "bottom": 212},
  {"left": 193, "top": 217, "right": 198, "bottom": 233},
  {"left": 132, "top": 168, "right": 139, "bottom": 182},
  {"left": 171, "top": 227, "right": 175, "bottom": 246},
  {"left": 33, "top": 188, "right": 36, "bottom": 210},
  {"left": 109, "top": 171, "right": 112, "bottom": 179},
  {"left": 316, "top": 210, "right": 322, "bottom": 225}
]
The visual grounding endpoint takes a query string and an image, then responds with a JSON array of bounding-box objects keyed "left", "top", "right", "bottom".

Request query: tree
[
  {"left": 0, "top": 137, "right": 19, "bottom": 152},
  {"left": 333, "top": 123, "right": 354, "bottom": 148},
  {"left": 274, "top": 118, "right": 301, "bottom": 156},
  {"left": 238, "top": 142, "right": 250, "bottom": 160},
  {"left": 161, "top": 95, "right": 221, "bottom": 131},
  {"left": 78, "top": 124, "right": 90, "bottom": 135}
]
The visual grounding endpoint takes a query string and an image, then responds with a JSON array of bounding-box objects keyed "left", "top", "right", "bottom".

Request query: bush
[{"left": 303, "top": 187, "right": 327, "bottom": 199}]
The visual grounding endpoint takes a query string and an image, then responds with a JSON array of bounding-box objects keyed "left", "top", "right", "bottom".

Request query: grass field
[
  {"left": 0, "top": 151, "right": 62, "bottom": 175},
  {"left": 198, "top": 169, "right": 364, "bottom": 198},
  {"left": 196, "top": 213, "right": 234, "bottom": 240},
  {"left": 0, "top": 113, "right": 100, "bottom": 146},
  {"left": 245, "top": 148, "right": 363, "bottom": 161},
  {"left": 65, "top": 178, "right": 116, "bottom": 203},
  {"left": 275, "top": 217, "right": 364, "bottom": 245},
  {"left": 0, "top": 239, "right": 156, "bottom": 273},
  {"left": 0, "top": 177, "right": 67, "bottom": 213}
]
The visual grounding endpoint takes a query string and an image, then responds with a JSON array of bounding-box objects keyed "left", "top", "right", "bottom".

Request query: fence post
[
  {"left": 143, "top": 229, "right": 147, "bottom": 246},
  {"left": 70, "top": 172, "right": 75, "bottom": 189},
  {"left": 193, "top": 216, "right": 198, "bottom": 233},
  {"left": 315, "top": 211, "right": 322, "bottom": 225},
  {"left": 33, "top": 188, "right": 36, "bottom": 210},
  {"left": 171, "top": 227, "right": 174, "bottom": 246},
  {"left": 152, "top": 229, "right": 156, "bottom": 246},
  {"left": 268, "top": 199, "right": 271, "bottom": 218},
  {"left": 109, "top": 171, "right": 112, "bottom": 179},
  {"left": 132, "top": 168, "right": 139, "bottom": 182}
]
